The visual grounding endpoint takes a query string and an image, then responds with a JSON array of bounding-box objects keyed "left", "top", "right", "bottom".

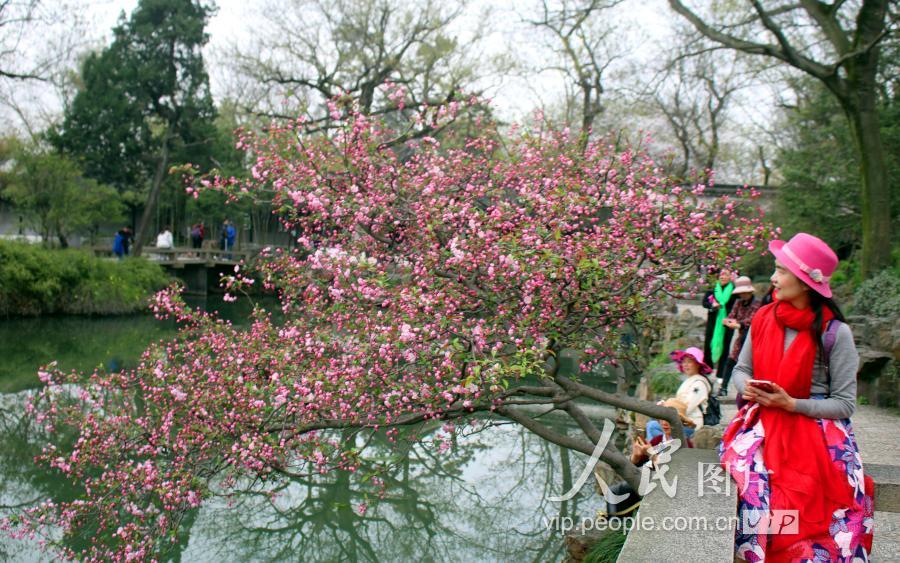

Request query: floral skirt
[{"left": 718, "top": 397, "right": 875, "bottom": 562}]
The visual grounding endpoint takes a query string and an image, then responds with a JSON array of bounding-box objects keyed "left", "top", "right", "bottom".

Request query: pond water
[{"left": 0, "top": 299, "right": 610, "bottom": 562}]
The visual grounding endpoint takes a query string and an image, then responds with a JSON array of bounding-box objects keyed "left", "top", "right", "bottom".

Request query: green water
[
  {"left": 0, "top": 296, "right": 266, "bottom": 393},
  {"left": 0, "top": 299, "right": 603, "bottom": 562}
]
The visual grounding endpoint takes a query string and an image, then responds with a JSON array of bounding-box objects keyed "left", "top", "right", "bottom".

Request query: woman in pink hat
[
  {"left": 645, "top": 346, "right": 713, "bottom": 441},
  {"left": 719, "top": 233, "right": 874, "bottom": 562}
]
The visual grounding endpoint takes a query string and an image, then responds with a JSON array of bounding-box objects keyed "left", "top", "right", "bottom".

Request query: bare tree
[
  {"left": 0, "top": 0, "right": 43, "bottom": 82},
  {"left": 225, "top": 0, "right": 483, "bottom": 124},
  {"left": 650, "top": 46, "right": 755, "bottom": 178},
  {"left": 0, "top": 1, "right": 92, "bottom": 138},
  {"left": 524, "top": 0, "right": 624, "bottom": 146},
  {"left": 668, "top": 0, "right": 898, "bottom": 277}
]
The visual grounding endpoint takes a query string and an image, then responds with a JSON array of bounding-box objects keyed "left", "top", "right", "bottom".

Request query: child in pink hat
[{"left": 646, "top": 346, "right": 714, "bottom": 440}]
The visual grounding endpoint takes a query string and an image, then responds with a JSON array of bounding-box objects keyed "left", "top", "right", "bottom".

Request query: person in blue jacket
[
  {"left": 221, "top": 219, "right": 237, "bottom": 258},
  {"left": 112, "top": 227, "right": 132, "bottom": 258}
]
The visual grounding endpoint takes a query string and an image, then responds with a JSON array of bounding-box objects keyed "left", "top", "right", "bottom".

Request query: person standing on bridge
[
  {"left": 113, "top": 227, "right": 133, "bottom": 258},
  {"left": 190, "top": 222, "right": 204, "bottom": 250},
  {"left": 720, "top": 233, "right": 873, "bottom": 562},
  {"left": 221, "top": 219, "right": 237, "bottom": 259},
  {"left": 121, "top": 227, "right": 133, "bottom": 256},
  {"left": 701, "top": 268, "right": 737, "bottom": 387},
  {"left": 112, "top": 228, "right": 126, "bottom": 259},
  {"left": 155, "top": 226, "right": 173, "bottom": 249}
]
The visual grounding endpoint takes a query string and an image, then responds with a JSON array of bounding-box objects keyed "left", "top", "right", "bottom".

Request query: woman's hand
[
  {"left": 631, "top": 435, "right": 653, "bottom": 463},
  {"left": 723, "top": 318, "right": 740, "bottom": 329},
  {"left": 742, "top": 382, "right": 797, "bottom": 412}
]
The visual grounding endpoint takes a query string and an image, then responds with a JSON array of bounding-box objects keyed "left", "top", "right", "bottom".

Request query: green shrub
[
  {"left": 851, "top": 269, "right": 900, "bottom": 317},
  {"left": 649, "top": 368, "right": 682, "bottom": 398},
  {"left": 829, "top": 257, "right": 862, "bottom": 293},
  {"left": 0, "top": 241, "right": 171, "bottom": 316},
  {"left": 583, "top": 530, "right": 628, "bottom": 563}
]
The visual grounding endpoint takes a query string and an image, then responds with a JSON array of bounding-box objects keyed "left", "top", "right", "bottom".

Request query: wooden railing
[{"left": 93, "top": 245, "right": 261, "bottom": 267}]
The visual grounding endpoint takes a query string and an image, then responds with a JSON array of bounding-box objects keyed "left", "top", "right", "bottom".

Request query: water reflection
[
  {"left": 0, "top": 393, "right": 595, "bottom": 562},
  {"left": 180, "top": 419, "right": 588, "bottom": 562},
  {"left": 1, "top": 298, "right": 610, "bottom": 561}
]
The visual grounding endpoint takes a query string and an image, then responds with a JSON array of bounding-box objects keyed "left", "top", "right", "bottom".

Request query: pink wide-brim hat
[
  {"left": 768, "top": 233, "right": 838, "bottom": 298},
  {"left": 732, "top": 275, "right": 755, "bottom": 294},
  {"left": 670, "top": 347, "right": 712, "bottom": 375}
]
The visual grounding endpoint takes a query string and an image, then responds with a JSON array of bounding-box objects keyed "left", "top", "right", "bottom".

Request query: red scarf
[{"left": 750, "top": 301, "right": 854, "bottom": 559}]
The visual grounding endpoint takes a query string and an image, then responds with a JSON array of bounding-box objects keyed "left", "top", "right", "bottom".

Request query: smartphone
[{"left": 747, "top": 379, "right": 776, "bottom": 393}]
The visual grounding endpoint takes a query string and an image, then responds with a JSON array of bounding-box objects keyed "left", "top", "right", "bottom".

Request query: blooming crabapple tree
[{"left": 8, "top": 98, "right": 771, "bottom": 560}]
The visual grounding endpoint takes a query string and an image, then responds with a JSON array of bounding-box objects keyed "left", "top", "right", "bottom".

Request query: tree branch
[
  {"left": 554, "top": 375, "right": 685, "bottom": 440},
  {"left": 667, "top": 0, "right": 833, "bottom": 79}
]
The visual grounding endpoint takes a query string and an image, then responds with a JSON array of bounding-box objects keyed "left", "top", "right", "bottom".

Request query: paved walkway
[{"left": 719, "top": 402, "right": 899, "bottom": 466}]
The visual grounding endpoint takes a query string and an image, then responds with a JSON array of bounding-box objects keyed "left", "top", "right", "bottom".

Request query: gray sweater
[{"left": 732, "top": 321, "right": 858, "bottom": 419}]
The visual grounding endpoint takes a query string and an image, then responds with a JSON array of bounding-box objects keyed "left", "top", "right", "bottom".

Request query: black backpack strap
[{"left": 697, "top": 375, "right": 714, "bottom": 412}]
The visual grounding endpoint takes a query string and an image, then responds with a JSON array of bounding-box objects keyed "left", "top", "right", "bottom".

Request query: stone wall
[{"left": 848, "top": 315, "right": 899, "bottom": 408}]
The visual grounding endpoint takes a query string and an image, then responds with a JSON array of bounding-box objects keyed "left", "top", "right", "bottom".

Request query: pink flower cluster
[{"left": 6, "top": 96, "right": 771, "bottom": 560}]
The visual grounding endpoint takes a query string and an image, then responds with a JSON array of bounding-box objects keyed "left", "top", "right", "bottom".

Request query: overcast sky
[
  {"left": 73, "top": 0, "right": 679, "bottom": 119},
  {"left": 2, "top": 0, "right": 776, "bottom": 182}
]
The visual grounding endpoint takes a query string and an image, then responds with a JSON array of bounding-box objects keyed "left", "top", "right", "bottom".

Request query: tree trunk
[
  {"left": 579, "top": 84, "right": 592, "bottom": 152},
  {"left": 134, "top": 137, "right": 172, "bottom": 257},
  {"left": 841, "top": 86, "right": 892, "bottom": 277}
]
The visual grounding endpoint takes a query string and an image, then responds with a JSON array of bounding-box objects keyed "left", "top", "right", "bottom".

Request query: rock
[
  {"left": 592, "top": 462, "right": 621, "bottom": 496},
  {"left": 892, "top": 326, "right": 900, "bottom": 360},
  {"left": 565, "top": 522, "right": 618, "bottom": 562},
  {"left": 692, "top": 425, "right": 724, "bottom": 450},
  {"left": 677, "top": 308, "right": 697, "bottom": 324},
  {"left": 843, "top": 316, "right": 899, "bottom": 406},
  {"left": 848, "top": 315, "right": 900, "bottom": 360},
  {"left": 858, "top": 347, "right": 894, "bottom": 379},
  {"left": 857, "top": 352, "right": 898, "bottom": 408}
]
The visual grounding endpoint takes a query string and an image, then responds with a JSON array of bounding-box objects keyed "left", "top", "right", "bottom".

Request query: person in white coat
[
  {"left": 155, "top": 227, "right": 174, "bottom": 249},
  {"left": 646, "top": 346, "right": 714, "bottom": 440},
  {"left": 671, "top": 346, "right": 714, "bottom": 430}
]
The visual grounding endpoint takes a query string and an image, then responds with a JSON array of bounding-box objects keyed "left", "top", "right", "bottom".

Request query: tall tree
[
  {"left": 774, "top": 76, "right": 899, "bottom": 257},
  {"left": 669, "top": 0, "right": 897, "bottom": 278},
  {"left": 3, "top": 142, "right": 123, "bottom": 248},
  {"left": 51, "top": 0, "right": 218, "bottom": 255}
]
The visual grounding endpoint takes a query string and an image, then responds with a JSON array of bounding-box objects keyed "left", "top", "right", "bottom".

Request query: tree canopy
[
  {"left": 2, "top": 141, "right": 123, "bottom": 247},
  {"left": 8, "top": 98, "right": 771, "bottom": 560},
  {"left": 50, "top": 0, "right": 219, "bottom": 253},
  {"left": 774, "top": 77, "right": 900, "bottom": 259},
  {"left": 669, "top": 0, "right": 897, "bottom": 277}
]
